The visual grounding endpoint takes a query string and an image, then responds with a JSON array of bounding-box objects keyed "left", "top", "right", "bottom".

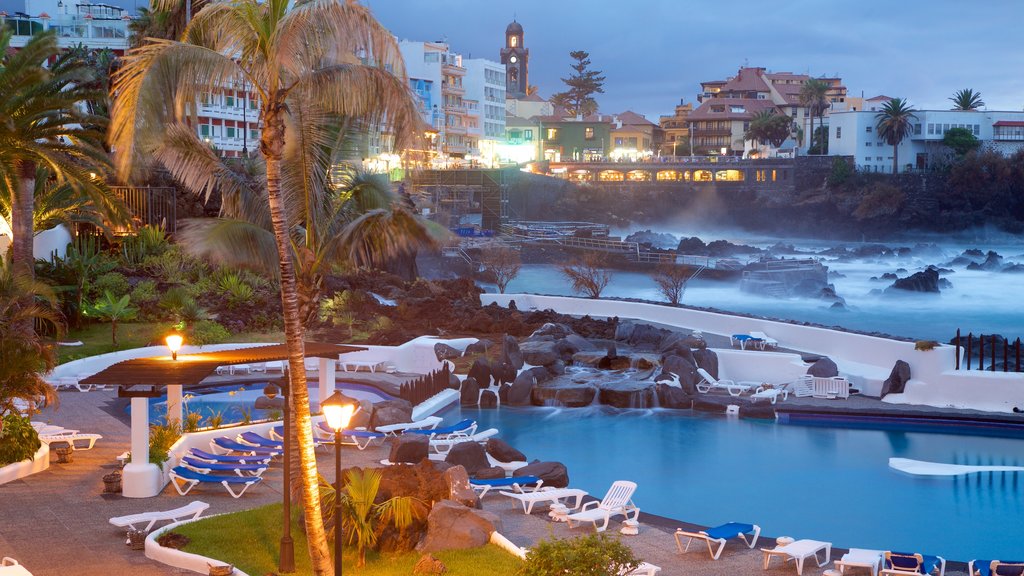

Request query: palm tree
[
  {"left": 0, "top": 167, "right": 129, "bottom": 238},
  {"left": 799, "top": 78, "right": 830, "bottom": 154},
  {"left": 950, "top": 88, "right": 984, "bottom": 111},
  {"left": 0, "top": 256, "right": 62, "bottom": 416},
  {"left": 744, "top": 110, "right": 792, "bottom": 151},
  {"left": 85, "top": 291, "right": 139, "bottom": 346},
  {"left": 0, "top": 29, "right": 112, "bottom": 284},
  {"left": 109, "top": 2, "right": 421, "bottom": 572},
  {"left": 876, "top": 98, "right": 918, "bottom": 174}
]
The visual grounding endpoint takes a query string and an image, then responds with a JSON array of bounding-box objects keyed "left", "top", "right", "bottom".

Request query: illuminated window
[
  {"left": 657, "top": 170, "right": 678, "bottom": 181},
  {"left": 585, "top": 127, "right": 595, "bottom": 140},
  {"left": 510, "top": 36, "right": 518, "bottom": 47},
  {"left": 547, "top": 128, "right": 558, "bottom": 140},
  {"left": 599, "top": 170, "right": 624, "bottom": 181},
  {"left": 694, "top": 170, "right": 713, "bottom": 182}
]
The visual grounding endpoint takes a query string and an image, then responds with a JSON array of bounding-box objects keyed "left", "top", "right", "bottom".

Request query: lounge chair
[
  {"left": 31, "top": 422, "right": 78, "bottom": 436},
  {"left": 501, "top": 487, "right": 589, "bottom": 514},
  {"left": 169, "top": 466, "right": 263, "bottom": 498},
  {"left": 969, "top": 560, "right": 1024, "bottom": 576},
  {"left": 108, "top": 501, "right": 210, "bottom": 532},
  {"left": 696, "top": 368, "right": 756, "bottom": 396},
  {"left": 881, "top": 552, "right": 945, "bottom": 576},
  {"left": 470, "top": 475, "right": 542, "bottom": 499},
  {"left": 623, "top": 563, "right": 661, "bottom": 576},
  {"left": 751, "top": 381, "right": 791, "bottom": 404},
  {"left": 264, "top": 360, "right": 285, "bottom": 373},
  {"left": 238, "top": 431, "right": 284, "bottom": 450},
  {"left": 312, "top": 423, "right": 385, "bottom": 450},
  {"left": 0, "top": 557, "right": 32, "bottom": 576},
  {"left": 835, "top": 549, "right": 885, "bottom": 576},
  {"left": 566, "top": 480, "right": 640, "bottom": 532},
  {"left": 730, "top": 334, "right": 763, "bottom": 350},
  {"left": 374, "top": 416, "right": 443, "bottom": 436},
  {"left": 39, "top": 432, "right": 102, "bottom": 450},
  {"left": 674, "top": 522, "right": 761, "bottom": 559},
  {"left": 211, "top": 436, "right": 281, "bottom": 457},
  {"left": 791, "top": 375, "right": 815, "bottom": 397},
  {"left": 761, "top": 539, "right": 832, "bottom": 575},
  {"left": 749, "top": 331, "right": 778, "bottom": 350},
  {"left": 188, "top": 448, "right": 271, "bottom": 466},
  {"left": 487, "top": 453, "right": 528, "bottom": 476},
  {"left": 429, "top": 428, "right": 499, "bottom": 455},
  {"left": 181, "top": 456, "right": 268, "bottom": 477},
  {"left": 405, "top": 418, "right": 477, "bottom": 439},
  {"left": 812, "top": 376, "right": 851, "bottom": 399}
]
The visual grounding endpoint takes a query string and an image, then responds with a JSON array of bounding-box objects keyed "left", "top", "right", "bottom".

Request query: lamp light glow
[
  {"left": 165, "top": 333, "right": 184, "bottom": 360},
  {"left": 322, "top": 391, "right": 356, "bottom": 431}
]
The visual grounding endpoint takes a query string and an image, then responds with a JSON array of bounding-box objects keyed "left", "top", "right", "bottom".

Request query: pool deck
[{"left": 0, "top": 390, "right": 988, "bottom": 575}]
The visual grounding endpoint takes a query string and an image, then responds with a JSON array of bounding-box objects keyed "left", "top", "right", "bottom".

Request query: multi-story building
[
  {"left": 689, "top": 67, "right": 848, "bottom": 155},
  {"left": 464, "top": 57, "right": 506, "bottom": 167},
  {"left": 609, "top": 111, "right": 661, "bottom": 161},
  {"left": 500, "top": 115, "right": 540, "bottom": 164},
  {"left": 828, "top": 108, "right": 1024, "bottom": 173},
  {"left": 3, "top": 0, "right": 130, "bottom": 52},
  {"left": 531, "top": 114, "right": 613, "bottom": 162},
  {"left": 659, "top": 100, "right": 693, "bottom": 156}
]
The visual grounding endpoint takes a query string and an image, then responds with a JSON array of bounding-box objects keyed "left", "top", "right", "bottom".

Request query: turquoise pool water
[{"left": 461, "top": 406, "right": 1024, "bottom": 561}]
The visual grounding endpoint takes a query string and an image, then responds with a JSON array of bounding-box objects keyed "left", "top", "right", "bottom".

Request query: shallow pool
[{"left": 462, "top": 406, "right": 1024, "bottom": 561}]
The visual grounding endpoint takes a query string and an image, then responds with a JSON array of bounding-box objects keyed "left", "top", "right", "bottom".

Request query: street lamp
[
  {"left": 322, "top": 391, "right": 356, "bottom": 576},
  {"left": 165, "top": 333, "right": 183, "bottom": 361}
]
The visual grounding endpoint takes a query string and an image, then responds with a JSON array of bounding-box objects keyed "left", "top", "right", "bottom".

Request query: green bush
[
  {"left": 92, "top": 271, "right": 130, "bottom": 298},
  {"left": 121, "top": 224, "right": 170, "bottom": 266},
  {"left": 0, "top": 414, "right": 43, "bottom": 466},
  {"left": 149, "top": 420, "right": 181, "bottom": 466},
  {"left": 190, "top": 320, "right": 231, "bottom": 345},
  {"left": 130, "top": 279, "right": 159, "bottom": 307},
  {"left": 519, "top": 533, "right": 639, "bottom": 576},
  {"left": 216, "top": 272, "right": 255, "bottom": 307}
]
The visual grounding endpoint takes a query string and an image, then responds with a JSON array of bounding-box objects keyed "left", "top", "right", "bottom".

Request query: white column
[
  {"left": 318, "top": 357, "right": 336, "bottom": 405},
  {"left": 122, "top": 396, "right": 163, "bottom": 498},
  {"left": 130, "top": 396, "right": 149, "bottom": 465},
  {"left": 166, "top": 384, "right": 183, "bottom": 426}
]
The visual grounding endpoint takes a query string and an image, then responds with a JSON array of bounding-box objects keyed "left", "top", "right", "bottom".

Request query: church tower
[{"left": 500, "top": 20, "right": 529, "bottom": 98}]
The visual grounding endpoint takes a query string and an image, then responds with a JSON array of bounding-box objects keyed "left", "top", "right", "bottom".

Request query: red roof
[
  {"left": 721, "top": 67, "right": 771, "bottom": 94},
  {"left": 867, "top": 95, "right": 893, "bottom": 102},
  {"left": 687, "top": 98, "right": 778, "bottom": 121},
  {"left": 994, "top": 121, "right": 1024, "bottom": 127},
  {"left": 615, "top": 110, "right": 656, "bottom": 126}
]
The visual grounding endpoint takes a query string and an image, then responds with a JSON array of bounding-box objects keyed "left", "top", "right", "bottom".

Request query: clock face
[{"left": 510, "top": 56, "right": 518, "bottom": 64}]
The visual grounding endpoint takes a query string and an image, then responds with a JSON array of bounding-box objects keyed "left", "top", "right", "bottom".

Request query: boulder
[
  {"left": 490, "top": 361, "right": 517, "bottom": 386},
  {"left": 553, "top": 338, "right": 577, "bottom": 361},
  {"left": 442, "top": 465, "right": 479, "bottom": 509},
  {"left": 655, "top": 354, "right": 700, "bottom": 394},
  {"left": 434, "top": 343, "right": 462, "bottom": 362},
  {"left": 880, "top": 360, "right": 912, "bottom": 397},
  {"left": 530, "top": 322, "right": 575, "bottom": 339},
  {"left": 507, "top": 371, "right": 536, "bottom": 406},
  {"left": 806, "top": 357, "right": 839, "bottom": 378},
  {"left": 473, "top": 466, "right": 506, "bottom": 480},
  {"left": 547, "top": 359, "right": 566, "bottom": 376},
  {"left": 497, "top": 383, "right": 511, "bottom": 404},
  {"left": 514, "top": 461, "right": 569, "bottom": 488},
  {"left": 388, "top": 435, "right": 429, "bottom": 464},
  {"left": 693, "top": 398, "right": 730, "bottom": 413},
  {"left": 739, "top": 403, "right": 776, "bottom": 420},
  {"left": 254, "top": 396, "right": 285, "bottom": 410},
  {"left": 369, "top": 399, "right": 414, "bottom": 430},
  {"left": 692, "top": 349, "right": 719, "bottom": 379},
  {"left": 519, "top": 340, "right": 560, "bottom": 366},
  {"left": 563, "top": 333, "right": 596, "bottom": 352},
  {"left": 459, "top": 377, "right": 480, "bottom": 406},
  {"left": 464, "top": 339, "right": 493, "bottom": 355},
  {"left": 614, "top": 321, "right": 636, "bottom": 342},
  {"left": 417, "top": 500, "right": 496, "bottom": 553},
  {"left": 598, "top": 381, "right": 656, "bottom": 409},
  {"left": 447, "top": 372, "right": 461, "bottom": 390},
  {"left": 502, "top": 335, "right": 524, "bottom": 370},
  {"left": 531, "top": 384, "right": 596, "bottom": 407},
  {"left": 468, "top": 359, "right": 492, "bottom": 388},
  {"left": 655, "top": 383, "right": 691, "bottom": 409},
  {"left": 413, "top": 554, "right": 446, "bottom": 575},
  {"left": 886, "top": 268, "right": 940, "bottom": 293},
  {"left": 486, "top": 438, "right": 526, "bottom": 463},
  {"left": 627, "top": 323, "right": 666, "bottom": 349},
  {"left": 527, "top": 366, "right": 553, "bottom": 384},
  {"left": 478, "top": 390, "right": 498, "bottom": 409},
  {"left": 444, "top": 442, "right": 490, "bottom": 476}
]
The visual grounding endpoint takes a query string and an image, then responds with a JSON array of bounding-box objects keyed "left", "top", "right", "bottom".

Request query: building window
[
  {"left": 250, "top": 129, "right": 259, "bottom": 140},
  {"left": 914, "top": 124, "right": 922, "bottom": 135},
  {"left": 865, "top": 157, "right": 871, "bottom": 162},
  {"left": 200, "top": 124, "right": 210, "bottom": 137},
  {"left": 866, "top": 126, "right": 872, "bottom": 133},
  {"left": 226, "top": 127, "right": 236, "bottom": 138},
  {"left": 524, "top": 129, "right": 533, "bottom": 140},
  {"left": 225, "top": 95, "right": 235, "bottom": 108},
  {"left": 928, "top": 123, "right": 934, "bottom": 135},
  {"left": 974, "top": 125, "right": 980, "bottom": 136},
  {"left": 866, "top": 142, "right": 872, "bottom": 147},
  {"left": 585, "top": 127, "right": 595, "bottom": 140},
  {"left": 836, "top": 127, "right": 842, "bottom": 139},
  {"left": 547, "top": 128, "right": 558, "bottom": 140},
  {"left": 510, "top": 35, "right": 518, "bottom": 47}
]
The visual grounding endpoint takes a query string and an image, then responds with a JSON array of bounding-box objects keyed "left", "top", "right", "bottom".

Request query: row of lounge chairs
[
  {"left": 694, "top": 369, "right": 852, "bottom": 404},
  {"left": 30, "top": 422, "right": 102, "bottom": 450}
]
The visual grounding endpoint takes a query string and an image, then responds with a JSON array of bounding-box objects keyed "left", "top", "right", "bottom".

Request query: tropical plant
[
  {"left": 7, "top": 166, "right": 124, "bottom": 236},
  {"left": 0, "top": 413, "right": 43, "bottom": 465},
  {"left": 876, "top": 98, "right": 918, "bottom": 174},
  {"left": 943, "top": 127, "right": 981, "bottom": 157},
  {"left": 182, "top": 410, "right": 203, "bottom": 433},
  {"left": 149, "top": 419, "right": 181, "bottom": 466},
  {"left": 550, "top": 50, "right": 606, "bottom": 117},
  {"left": 744, "top": 110, "right": 792, "bottom": 150},
  {"left": 121, "top": 223, "right": 170, "bottom": 266},
  {"left": 216, "top": 272, "right": 255, "bottom": 307},
  {"left": 129, "top": 0, "right": 211, "bottom": 48},
  {"left": 42, "top": 235, "right": 116, "bottom": 328},
  {"left": 519, "top": 532, "right": 639, "bottom": 576},
  {"left": 206, "top": 408, "right": 225, "bottom": 429},
  {"left": 189, "top": 319, "right": 230, "bottom": 345},
  {"left": 239, "top": 406, "right": 253, "bottom": 426},
  {"left": 84, "top": 290, "right": 139, "bottom": 346},
  {"left": 651, "top": 264, "right": 688, "bottom": 306},
  {"left": 561, "top": 253, "right": 612, "bottom": 299},
  {"left": 0, "top": 256, "right": 62, "bottom": 416},
  {"left": 950, "top": 88, "right": 984, "bottom": 111},
  {"left": 0, "top": 29, "right": 117, "bottom": 285},
  {"left": 92, "top": 271, "right": 130, "bottom": 299},
  {"left": 319, "top": 468, "right": 425, "bottom": 567},
  {"left": 799, "top": 78, "right": 830, "bottom": 154},
  {"left": 479, "top": 246, "right": 522, "bottom": 294}
]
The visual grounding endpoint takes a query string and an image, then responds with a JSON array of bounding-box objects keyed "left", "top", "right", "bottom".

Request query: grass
[
  {"left": 57, "top": 323, "right": 285, "bottom": 364},
  {"left": 173, "top": 503, "right": 522, "bottom": 576}
]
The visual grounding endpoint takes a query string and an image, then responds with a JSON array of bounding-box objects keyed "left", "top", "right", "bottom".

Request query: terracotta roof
[
  {"left": 79, "top": 342, "right": 366, "bottom": 387},
  {"left": 993, "top": 121, "right": 1024, "bottom": 127},
  {"left": 867, "top": 95, "right": 893, "bottom": 101},
  {"left": 687, "top": 98, "right": 779, "bottom": 121},
  {"left": 721, "top": 67, "right": 771, "bottom": 94},
  {"left": 615, "top": 110, "right": 656, "bottom": 126}
]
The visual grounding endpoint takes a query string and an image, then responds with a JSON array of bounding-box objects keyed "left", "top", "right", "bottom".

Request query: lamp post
[
  {"left": 267, "top": 378, "right": 294, "bottom": 573},
  {"left": 165, "top": 333, "right": 183, "bottom": 360},
  {"left": 322, "top": 391, "right": 355, "bottom": 576}
]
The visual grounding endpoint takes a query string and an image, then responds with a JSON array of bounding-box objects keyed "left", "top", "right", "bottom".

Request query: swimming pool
[{"left": 462, "top": 406, "right": 1024, "bottom": 561}]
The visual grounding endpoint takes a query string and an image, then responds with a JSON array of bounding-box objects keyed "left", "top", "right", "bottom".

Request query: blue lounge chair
[
  {"left": 181, "top": 456, "right": 269, "bottom": 477},
  {"left": 314, "top": 422, "right": 385, "bottom": 450},
  {"left": 674, "top": 522, "right": 761, "bottom": 559},
  {"left": 169, "top": 466, "right": 263, "bottom": 498},
  {"left": 469, "top": 475, "right": 542, "bottom": 498},
  {"left": 188, "top": 448, "right": 271, "bottom": 465},
  {"left": 238, "top": 431, "right": 284, "bottom": 450},
  {"left": 404, "top": 419, "right": 476, "bottom": 439},
  {"left": 882, "top": 551, "right": 946, "bottom": 576},
  {"left": 970, "top": 560, "right": 1024, "bottom": 576},
  {"left": 211, "top": 436, "right": 281, "bottom": 457}
]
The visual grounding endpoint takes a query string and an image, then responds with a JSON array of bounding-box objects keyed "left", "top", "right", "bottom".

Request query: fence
[
  {"left": 954, "top": 329, "right": 1023, "bottom": 372},
  {"left": 398, "top": 364, "right": 453, "bottom": 405}
]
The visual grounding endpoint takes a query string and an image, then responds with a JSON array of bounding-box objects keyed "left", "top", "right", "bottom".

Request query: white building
[
  {"left": 829, "top": 109, "right": 1024, "bottom": 173},
  {"left": 4, "top": 0, "right": 130, "bottom": 52},
  {"left": 463, "top": 57, "right": 506, "bottom": 167}
]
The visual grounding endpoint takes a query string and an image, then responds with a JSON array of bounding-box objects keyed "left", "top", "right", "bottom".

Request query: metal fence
[{"left": 954, "top": 329, "right": 1023, "bottom": 372}]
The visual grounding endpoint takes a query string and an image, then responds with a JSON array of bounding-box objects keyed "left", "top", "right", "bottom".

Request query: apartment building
[
  {"left": 610, "top": 111, "right": 661, "bottom": 161},
  {"left": 659, "top": 100, "right": 693, "bottom": 156},
  {"left": 4, "top": 0, "right": 130, "bottom": 52},
  {"left": 463, "top": 58, "right": 507, "bottom": 167}
]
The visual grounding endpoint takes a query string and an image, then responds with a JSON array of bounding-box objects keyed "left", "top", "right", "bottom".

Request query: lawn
[
  {"left": 57, "top": 322, "right": 284, "bottom": 364},
  {"left": 173, "top": 503, "right": 522, "bottom": 575}
]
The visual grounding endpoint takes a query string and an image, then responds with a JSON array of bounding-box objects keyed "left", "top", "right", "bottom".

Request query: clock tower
[{"left": 500, "top": 20, "right": 529, "bottom": 99}]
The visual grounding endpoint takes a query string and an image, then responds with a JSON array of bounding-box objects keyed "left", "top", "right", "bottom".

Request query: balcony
[
  {"left": 442, "top": 82, "right": 465, "bottom": 96},
  {"left": 445, "top": 143, "right": 468, "bottom": 154},
  {"left": 4, "top": 15, "right": 130, "bottom": 51},
  {"left": 444, "top": 104, "right": 468, "bottom": 116},
  {"left": 445, "top": 124, "right": 467, "bottom": 135},
  {"left": 442, "top": 62, "right": 466, "bottom": 76}
]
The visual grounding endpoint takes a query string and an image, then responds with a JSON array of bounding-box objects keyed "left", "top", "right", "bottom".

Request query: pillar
[
  {"left": 166, "top": 384, "right": 183, "bottom": 426},
  {"left": 318, "top": 357, "right": 336, "bottom": 406},
  {"left": 122, "top": 396, "right": 163, "bottom": 498}
]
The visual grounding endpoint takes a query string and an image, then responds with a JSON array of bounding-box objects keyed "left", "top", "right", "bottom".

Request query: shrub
[
  {"left": 190, "top": 320, "right": 231, "bottom": 345},
  {"left": 561, "top": 253, "right": 612, "bottom": 299},
  {"left": 92, "top": 271, "right": 130, "bottom": 298},
  {"left": 149, "top": 420, "right": 181, "bottom": 466},
  {"left": 130, "top": 279, "right": 159, "bottom": 309},
  {"left": 121, "top": 224, "right": 169, "bottom": 266},
  {"left": 519, "top": 533, "right": 639, "bottom": 576},
  {"left": 217, "top": 272, "right": 255, "bottom": 307},
  {"left": 183, "top": 410, "right": 204, "bottom": 433},
  {"left": 651, "top": 263, "right": 688, "bottom": 306},
  {"left": 915, "top": 340, "right": 939, "bottom": 351},
  {"left": 0, "top": 414, "right": 43, "bottom": 466}
]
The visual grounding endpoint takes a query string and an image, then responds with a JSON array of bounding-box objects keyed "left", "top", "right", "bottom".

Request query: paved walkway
[{"left": 2, "top": 391, "right": 971, "bottom": 576}]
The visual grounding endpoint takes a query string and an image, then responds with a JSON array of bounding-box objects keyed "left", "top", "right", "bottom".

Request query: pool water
[{"left": 461, "top": 406, "right": 1024, "bottom": 561}]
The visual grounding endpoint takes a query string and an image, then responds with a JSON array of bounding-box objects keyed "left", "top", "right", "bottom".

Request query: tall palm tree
[
  {"left": 110, "top": 2, "right": 421, "bottom": 572},
  {"left": 0, "top": 29, "right": 112, "bottom": 284},
  {"left": 876, "top": 98, "right": 918, "bottom": 174},
  {"left": 799, "top": 78, "right": 830, "bottom": 154},
  {"left": 0, "top": 166, "right": 129, "bottom": 239},
  {"left": 744, "top": 110, "right": 791, "bottom": 151},
  {"left": 950, "top": 88, "right": 984, "bottom": 111}
]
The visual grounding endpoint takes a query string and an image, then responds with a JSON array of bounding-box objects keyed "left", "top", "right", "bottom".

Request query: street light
[
  {"left": 165, "top": 333, "right": 183, "bottom": 361},
  {"left": 322, "top": 391, "right": 356, "bottom": 576}
]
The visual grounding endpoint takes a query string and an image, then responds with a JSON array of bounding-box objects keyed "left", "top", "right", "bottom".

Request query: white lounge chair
[
  {"left": 470, "top": 476, "right": 543, "bottom": 499},
  {"left": 39, "top": 432, "right": 103, "bottom": 450},
  {"left": 264, "top": 360, "right": 285, "bottom": 373},
  {"left": 812, "top": 376, "right": 850, "bottom": 399},
  {"left": 749, "top": 331, "right": 778, "bottom": 350},
  {"left": 501, "top": 487, "right": 589, "bottom": 514},
  {"left": 761, "top": 539, "right": 832, "bottom": 575},
  {"left": 880, "top": 551, "right": 945, "bottom": 576},
  {"left": 623, "top": 563, "right": 661, "bottom": 576},
  {"left": 696, "top": 368, "right": 756, "bottom": 397},
  {"left": 429, "top": 428, "right": 499, "bottom": 455},
  {"left": 791, "top": 375, "right": 815, "bottom": 398},
  {"left": 751, "top": 381, "right": 791, "bottom": 404},
  {"left": 31, "top": 423, "right": 78, "bottom": 436},
  {"left": 674, "top": 522, "right": 761, "bottom": 559},
  {"left": 374, "top": 416, "right": 443, "bottom": 436},
  {"left": 0, "top": 558, "right": 33, "bottom": 576},
  {"left": 566, "top": 480, "right": 640, "bottom": 532},
  {"left": 109, "top": 501, "right": 211, "bottom": 532},
  {"left": 487, "top": 453, "right": 528, "bottom": 476},
  {"left": 835, "top": 548, "right": 885, "bottom": 576}
]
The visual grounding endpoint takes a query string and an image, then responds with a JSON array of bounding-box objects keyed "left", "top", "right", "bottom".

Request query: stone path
[{"left": 1, "top": 391, "right": 971, "bottom": 576}]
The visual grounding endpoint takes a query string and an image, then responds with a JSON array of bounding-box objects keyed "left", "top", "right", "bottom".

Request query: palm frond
[{"left": 176, "top": 218, "right": 281, "bottom": 276}]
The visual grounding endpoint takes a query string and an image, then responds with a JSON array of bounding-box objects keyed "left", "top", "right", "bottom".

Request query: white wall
[{"left": 0, "top": 216, "right": 71, "bottom": 260}]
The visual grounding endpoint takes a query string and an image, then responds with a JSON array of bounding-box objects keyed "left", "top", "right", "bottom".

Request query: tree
[
  {"left": 876, "top": 98, "right": 918, "bottom": 174},
  {"left": 651, "top": 264, "right": 688, "bottom": 306},
  {"left": 85, "top": 291, "right": 139, "bottom": 346},
  {"left": 110, "top": 2, "right": 423, "bottom": 572},
  {"left": 810, "top": 125, "right": 829, "bottom": 155},
  {"left": 549, "top": 50, "right": 605, "bottom": 118},
  {"left": 520, "top": 533, "right": 639, "bottom": 576},
  {"left": 479, "top": 246, "right": 521, "bottom": 294},
  {"left": 943, "top": 127, "right": 981, "bottom": 157},
  {"left": 0, "top": 30, "right": 112, "bottom": 286},
  {"left": 561, "top": 253, "right": 611, "bottom": 298},
  {"left": 799, "top": 78, "right": 830, "bottom": 154},
  {"left": 950, "top": 88, "right": 984, "bottom": 111},
  {"left": 744, "top": 110, "right": 792, "bottom": 150}
]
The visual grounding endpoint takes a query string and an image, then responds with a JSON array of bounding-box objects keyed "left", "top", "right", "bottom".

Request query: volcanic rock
[
  {"left": 880, "top": 360, "right": 912, "bottom": 397},
  {"left": 486, "top": 438, "right": 526, "bottom": 463},
  {"left": 434, "top": 343, "right": 462, "bottom": 362},
  {"left": 444, "top": 442, "right": 489, "bottom": 476},
  {"left": 655, "top": 383, "right": 691, "bottom": 409},
  {"left": 369, "top": 399, "right": 414, "bottom": 429},
  {"left": 807, "top": 357, "right": 839, "bottom": 378},
  {"left": 514, "top": 461, "right": 569, "bottom": 488},
  {"left": 502, "top": 335, "right": 524, "bottom": 370},
  {"left": 598, "top": 381, "right": 655, "bottom": 408},
  {"left": 507, "top": 371, "right": 536, "bottom": 406},
  {"left": 531, "top": 383, "right": 596, "bottom": 407},
  {"left": 519, "top": 340, "right": 560, "bottom": 366},
  {"left": 389, "top": 435, "right": 429, "bottom": 465},
  {"left": 468, "top": 358, "right": 492, "bottom": 387},
  {"left": 692, "top": 348, "right": 719, "bottom": 379},
  {"left": 417, "top": 500, "right": 496, "bottom": 553},
  {"left": 478, "top": 390, "right": 498, "bottom": 408},
  {"left": 459, "top": 377, "right": 480, "bottom": 406},
  {"left": 887, "top": 268, "right": 940, "bottom": 293}
]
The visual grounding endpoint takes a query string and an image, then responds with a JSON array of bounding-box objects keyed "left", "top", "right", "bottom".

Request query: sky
[{"left": 6, "top": 0, "right": 1022, "bottom": 120}]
